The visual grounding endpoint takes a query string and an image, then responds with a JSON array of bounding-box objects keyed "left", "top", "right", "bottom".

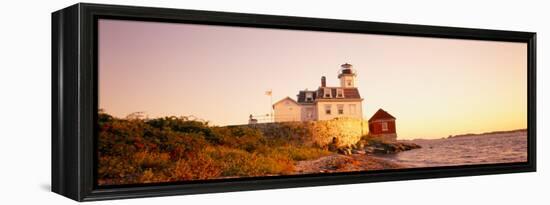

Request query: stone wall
[
  {"left": 368, "top": 133, "right": 397, "bottom": 142},
  {"left": 245, "top": 118, "right": 369, "bottom": 147}
]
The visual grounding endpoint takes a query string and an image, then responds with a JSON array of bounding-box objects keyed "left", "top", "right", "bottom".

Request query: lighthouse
[
  {"left": 338, "top": 63, "right": 357, "bottom": 88},
  {"left": 272, "top": 63, "right": 363, "bottom": 122}
]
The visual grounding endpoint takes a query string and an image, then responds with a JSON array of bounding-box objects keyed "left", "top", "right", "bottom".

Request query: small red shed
[{"left": 368, "top": 109, "right": 397, "bottom": 141}]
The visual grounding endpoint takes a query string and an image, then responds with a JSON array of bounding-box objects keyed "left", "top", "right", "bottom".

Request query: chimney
[{"left": 321, "top": 76, "right": 326, "bottom": 87}]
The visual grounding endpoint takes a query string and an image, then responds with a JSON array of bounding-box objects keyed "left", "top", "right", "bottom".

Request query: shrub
[
  {"left": 133, "top": 151, "right": 171, "bottom": 170},
  {"left": 285, "top": 147, "right": 331, "bottom": 161},
  {"left": 170, "top": 152, "right": 222, "bottom": 180},
  {"left": 97, "top": 113, "right": 334, "bottom": 185}
]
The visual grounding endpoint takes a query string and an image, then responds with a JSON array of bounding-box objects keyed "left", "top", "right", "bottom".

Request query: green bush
[{"left": 97, "top": 113, "right": 332, "bottom": 185}]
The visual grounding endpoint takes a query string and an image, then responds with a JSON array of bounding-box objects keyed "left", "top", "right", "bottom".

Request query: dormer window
[
  {"left": 336, "top": 89, "right": 344, "bottom": 98},
  {"left": 324, "top": 88, "right": 332, "bottom": 98},
  {"left": 305, "top": 92, "right": 313, "bottom": 102}
]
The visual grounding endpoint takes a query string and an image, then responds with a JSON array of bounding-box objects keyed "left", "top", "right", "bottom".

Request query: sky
[{"left": 98, "top": 19, "right": 527, "bottom": 139}]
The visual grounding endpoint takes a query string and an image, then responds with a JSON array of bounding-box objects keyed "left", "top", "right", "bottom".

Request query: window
[
  {"left": 324, "top": 88, "right": 332, "bottom": 98},
  {"left": 381, "top": 122, "right": 388, "bottom": 131},
  {"left": 306, "top": 107, "right": 313, "bottom": 119},
  {"left": 349, "top": 104, "right": 356, "bottom": 114},
  {"left": 346, "top": 80, "right": 352, "bottom": 86},
  {"left": 336, "top": 89, "right": 344, "bottom": 98},
  {"left": 337, "top": 104, "right": 344, "bottom": 115},
  {"left": 324, "top": 104, "right": 332, "bottom": 115},
  {"left": 305, "top": 92, "right": 313, "bottom": 102}
]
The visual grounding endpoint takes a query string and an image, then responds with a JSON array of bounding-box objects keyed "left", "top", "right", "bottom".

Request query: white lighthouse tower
[{"left": 338, "top": 63, "right": 357, "bottom": 88}]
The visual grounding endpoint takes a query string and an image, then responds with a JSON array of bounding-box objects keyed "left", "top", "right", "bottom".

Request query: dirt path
[{"left": 294, "top": 154, "right": 406, "bottom": 174}]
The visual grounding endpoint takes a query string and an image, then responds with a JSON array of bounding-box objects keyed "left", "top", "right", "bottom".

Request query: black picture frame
[{"left": 52, "top": 3, "right": 536, "bottom": 202}]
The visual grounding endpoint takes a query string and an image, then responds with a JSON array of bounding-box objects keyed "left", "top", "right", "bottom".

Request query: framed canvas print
[{"left": 52, "top": 3, "right": 536, "bottom": 201}]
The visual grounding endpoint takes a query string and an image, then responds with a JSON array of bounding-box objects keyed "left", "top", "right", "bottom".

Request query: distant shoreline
[
  {"left": 447, "top": 128, "right": 527, "bottom": 139},
  {"left": 401, "top": 128, "right": 528, "bottom": 141}
]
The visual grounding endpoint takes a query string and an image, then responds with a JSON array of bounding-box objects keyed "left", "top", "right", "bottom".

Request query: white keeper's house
[{"left": 273, "top": 63, "right": 364, "bottom": 122}]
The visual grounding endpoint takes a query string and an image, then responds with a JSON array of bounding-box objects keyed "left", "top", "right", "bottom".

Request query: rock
[
  {"left": 337, "top": 148, "right": 351, "bottom": 155},
  {"left": 352, "top": 149, "right": 366, "bottom": 154},
  {"left": 354, "top": 139, "right": 423, "bottom": 155},
  {"left": 328, "top": 144, "right": 338, "bottom": 152},
  {"left": 364, "top": 147, "right": 375, "bottom": 153},
  {"left": 373, "top": 147, "right": 386, "bottom": 154}
]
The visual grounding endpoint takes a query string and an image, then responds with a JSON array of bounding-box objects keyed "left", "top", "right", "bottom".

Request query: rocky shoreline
[
  {"left": 335, "top": 138, "right": 422, "bottom": 155},
  {"left": 295, "top": 139, "right": 422, "bottom": 174},
  {"left": 294, "top": 154, "right": 406, "bottom": 174}
]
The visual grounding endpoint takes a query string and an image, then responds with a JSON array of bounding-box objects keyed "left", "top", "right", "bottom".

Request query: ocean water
[{"left": 379, "top": 131, "right": 528, "bottom": 168}]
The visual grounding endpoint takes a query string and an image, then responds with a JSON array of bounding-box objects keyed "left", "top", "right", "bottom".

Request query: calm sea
[{"left": 378, "top": 130, "right": 528, "bottom": 168}]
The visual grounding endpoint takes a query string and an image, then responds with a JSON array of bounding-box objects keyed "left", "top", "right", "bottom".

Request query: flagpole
[
  {"left": 265, "top": 89, "right": 274, "bottom": 123},
  {"left": 270, "top": 90, "right": 273, "bottom": 123}
]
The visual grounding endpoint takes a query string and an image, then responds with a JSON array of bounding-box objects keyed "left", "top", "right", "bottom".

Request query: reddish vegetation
[
  {"left": 97, "top": 111, "right": 418, "bottom": 185},
  {"left": 97, "top": 112, "right": 331, "bottom": 185}
]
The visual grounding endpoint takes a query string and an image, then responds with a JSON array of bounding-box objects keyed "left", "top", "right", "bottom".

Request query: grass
[{"left": 97, "top": 112, "right": 331, "bottom": 185}]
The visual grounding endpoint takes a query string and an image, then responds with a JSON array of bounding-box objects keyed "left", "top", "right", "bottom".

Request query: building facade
[
  {"left": 273, "top": 63, "right": 364, "bottom": 122},
  {"left": 368, "top": 109, "right": 397, "bottom": 141}
]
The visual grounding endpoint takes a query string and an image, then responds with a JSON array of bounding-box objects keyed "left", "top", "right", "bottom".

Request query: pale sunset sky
[{"left": 98, "top": 19, "right": 527, "bottom": 139}]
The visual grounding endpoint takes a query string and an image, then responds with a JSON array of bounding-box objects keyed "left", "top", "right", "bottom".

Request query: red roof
[
  {"left": 368, "top": 109, "right": 395, "bottom": 122},
  {"left": 296, "top": 87, "right": 362, "bottom": 103},
  {"left": 316, "top": 87, "right": 361, "bottom": 100}
]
